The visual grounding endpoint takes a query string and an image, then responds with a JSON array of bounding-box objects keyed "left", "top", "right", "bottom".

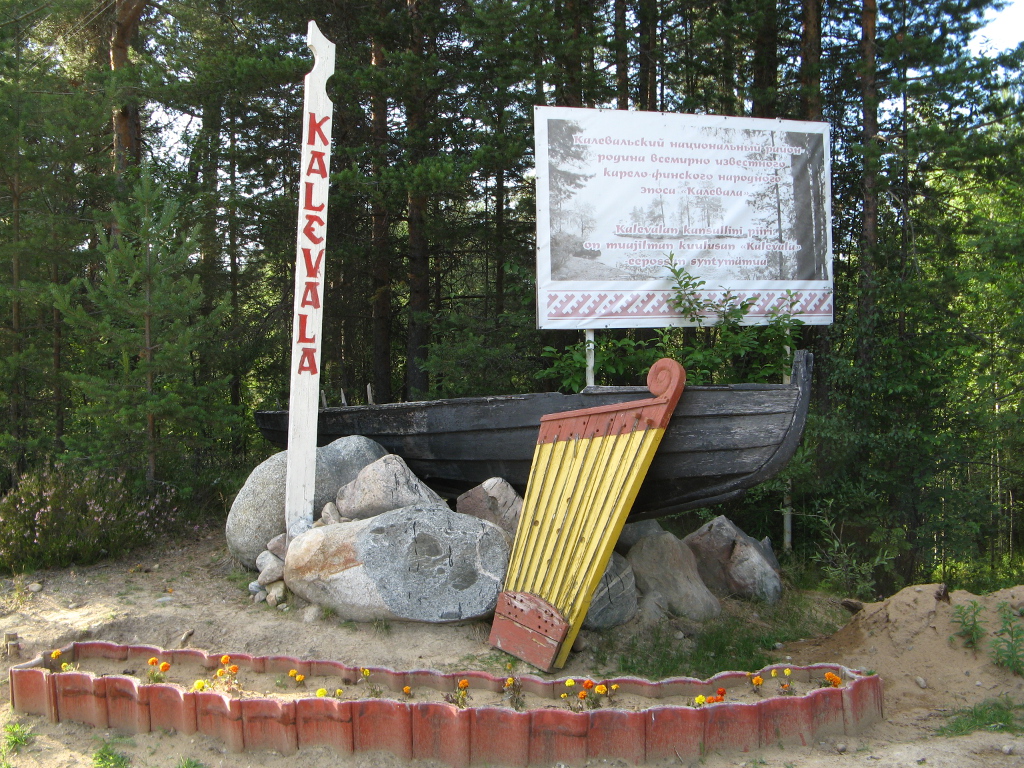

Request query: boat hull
[{"left": 255, "top": 351, "right": 812, "bottom": 519}]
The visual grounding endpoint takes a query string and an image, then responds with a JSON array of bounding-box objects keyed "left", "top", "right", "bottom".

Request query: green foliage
[
  {"left": 619, "top": 592, "right": 843, "bottom": 680},
  {"left": 938, "top": 696, "right": 1024, "bottom": 736},
  {"left": 811, "top": 512, "right": 895, "bottom": 600},
  {"left": 950, "top": 600, "right": 987, "bottom": 649},
  {"left": 0, "top": 463, "right": 177, "bottom": 574},
  {"left": 92, "top": 742, "right": 131, "bottom": 768},
  {"left": 0, "top": 721, "right": 33, "bottom": 766},
  {"left": 990, "top": 603, "right": 1024, "bottom": 676},
  {"left": 175, "top": 758, "right": 208, "bottom": 768},
  {"left": 536, "top": 334, "right": 665, "bottom": 393}
]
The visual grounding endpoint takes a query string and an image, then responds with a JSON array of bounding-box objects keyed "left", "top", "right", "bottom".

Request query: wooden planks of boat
[{"left": 254, "top": 350, "right": 812, "bottom": 520}]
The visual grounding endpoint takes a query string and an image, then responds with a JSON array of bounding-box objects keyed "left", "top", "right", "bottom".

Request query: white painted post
[
  {"left": 285, "top": 21, "right": 336, "bottom": 546},
  {"left": 585, "top": 329, "right": 595, "bottom": 389},
  {"left": 782, "top": 345, "right": 793, "bottom": 551}
]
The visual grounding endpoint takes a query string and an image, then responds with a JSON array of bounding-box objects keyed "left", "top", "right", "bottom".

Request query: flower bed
[{"left": 10, "top": 641, "right": 883, "bottom": 766}]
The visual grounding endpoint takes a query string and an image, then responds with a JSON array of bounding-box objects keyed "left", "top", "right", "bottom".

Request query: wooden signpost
[{"left": 285, "top": 21, "right": 335, "bottom": 545}]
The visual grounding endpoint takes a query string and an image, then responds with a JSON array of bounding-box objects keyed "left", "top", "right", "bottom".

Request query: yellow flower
[
  {"left": 216, "top": 669, "right": 225, "bottom": 677},
  {"left": 694, "top": 694, "right": 706, "bottom": 706},
  {"left": 560, "top": 693, "right": 568, "bottom": 700},
  {"left": 505, "top": 677, "right": 515, "bottom": 687},
  {"left": 335, "top": 688, "right": 344, "bottom": 697},
  {"left": 289, "top": 669, "right": 298, "bottom": 678},
  {"left": 192, "top": 680, "right": 207, "bottom": 691},
  {"left": 316, "top": 688, "right": 328, "bottom": 697},
  {"left": 159, "top": 662, "right": 171, "bottom": 673},
  {"left": 221, "top": 655, "right": 231, "bottom": 665},
  {"left": 610, "top": 684, "right": 619, "bottom": 691},
  {"left": 361, "top": 668, "right": 370, "bottom": 678},
  {"left": 595, "top": 684, "right": 608, "bottom": 695},
  {"left": 50, "top": 650, "right": 62, "bottom": 659},
  {"left": 564, "top": 679, "right": 575, "bottom": 687},
  {"left": 295, "top": 674, "right": 305, "bottom": 683},
  {"left": 784, "top": 668, "right": 792, "bottom": 677},
  {"left": 148, "top": 657, "right": 159, "bottom": 666},
  {"left": 771, "top": 669, "right": 778, "bottom": 678}
]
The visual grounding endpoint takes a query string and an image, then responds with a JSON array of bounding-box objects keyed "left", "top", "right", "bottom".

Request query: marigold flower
[
  {"left": 316, "top": 688, "right": 328, "bottom": 697},
  {"left": 51, "top": 650, "right": 62, "bottom": 660},
  {"left": 335, "top": 688, "right": 344, "bottom": 696},
  {"left": 403, "top": 686, "right": 412, "bottom": 695},
  {"left": 505, "top": 677, "right": 515, "bottom": 687},
  {"left": 560, "top": 693, "right": 568, "bottom": 700},
  {"left": 578, "top": 691, "right": 587, "bottom": 700},
  {"left": 751, "top": 676, "right": 764, "bottom": 687},
  {"left": 610, "top": 684, "right": 619, "bottom": 691},
  {"left": 289, "top": 669, "right": 298, "bottom": 678},
  {"left": 159, "top": 662, "right": 171, "bottom": 673},
  {"left": 229, "top": 665, "right": 239, "bottom": 675},
  {"left": 564, "top": 678, "right": 575, "bottom": 687},
  {"left": 148, "top": 657, "right": 159, "bottom": 666},
  {"left": 582, "top": 679, "right": 595, "bottom": 690},
  {"left": 221, "top": 655, "right": 231, "bottom": 665},
  {"left": 694, "top": 694, "right": 706, "bottom": 706},
  {"left": 192, "top": 680, "right": 207, "bottom": 691},
  {"left": 781, "top": 683, "right": 790, "bottom": 691},
  {"left": 595, "top": 684, "right": 608, "bottom": 695},
  {"left": 824, "top": 672, "right": 841, "bottom": 687},
  {"left": 771, "top": 669, "right": 778, "bottom": 678},
  {"left": 295, "top": 674, "right": 305, "bottom": 683},
  {"left": 784, "top": 668, "right": 792, "bottom": 677},
  {"left": 216, "top": 669, "right": 225, "bottom": 677},
  {"left": 458, "top": 679, "right": 469, "bottom": 690},
  {"left": 361, "top": 668, "right": 370, "bottom": 678},
  {"left": 717, "top": 687, "right": 726, "bottom": 697}
]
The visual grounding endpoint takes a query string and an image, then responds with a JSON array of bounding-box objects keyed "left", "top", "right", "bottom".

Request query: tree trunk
[
  {"left": 371, "top": 22, "right": 394, "bottom": 404},
  {"left": 800, "top": 0, "right": 822, "bottom": 121},
  {"left": 637, "top": 0, "right": 658, "bottom": 110},
  {"left": 614, "top": 0, "right": 629, "bottom": 109},
  {"left": 858, "top": 0, "right": 878, "bottom": 369},
  {"left": 751, "top": 0, "right": 779, "bottom": 118},
  {"left": 111, "top": 0, "right": 148, "bottom": 174}
]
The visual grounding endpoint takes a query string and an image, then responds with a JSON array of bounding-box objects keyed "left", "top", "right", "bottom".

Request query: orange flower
[
  {"left": 582, "top": 679, "right": 595, "bottom": 690},
  {"left": 403, "top": 685, "right": 412, "bottom": 695},
  {"left": 148, "top": 657, "right": 159, "bottom": 667},
  {"left": 221, "top": 655, "right": 231, "bottom": 665},
  {"left": 229, "top": 665, "right": 239, "bottom": 675},
  {"left": 159, "top": 662, "right": 171, "bottom": 673},
  {"left": 717, "top": 687, "right": 726, "bottom": 697},
  {"left": 216, "top": 669, "right": 225, "bottom": 678},
  {"left": 458, "top": 679, "right": 470, "bottom": 690},
  {"left": 295, "top": 674, "right": 305, "bottom": 683},
  {"left": 595, "top": 684, "right": 608, "bottom": 695},
  {"left": 824, "top": 672, "right": 842, "bottom": 688},
  {"left": 288, "top": 669, "right": 298, "bottom": 678},
  {"left": 578, "top": 691, "right": 587, "bottom": 700},
  {"left": 751, "top": 676, "right": 764, "bottom": 687}
]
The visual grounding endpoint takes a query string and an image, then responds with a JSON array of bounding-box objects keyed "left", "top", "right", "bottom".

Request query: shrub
[{"left": 0, "top": 464, "right": 178, "bottom": 574}]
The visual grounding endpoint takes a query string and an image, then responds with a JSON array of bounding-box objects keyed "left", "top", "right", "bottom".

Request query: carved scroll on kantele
[{"left": 489, "top": 358, "right": 686, "bottom": 671}]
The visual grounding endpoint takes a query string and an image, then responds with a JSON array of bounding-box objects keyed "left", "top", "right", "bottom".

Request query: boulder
[
  {"left": 285, "top": 502, "right": 509, "bottom": 622},
  {"left": 614, "top": 519, "right": 665, "bottom": 555},
  {"left": 682, "top": 516, "right": 782, "bottom": 603},
  {"left": 256, "top": 550, "right": 285, "bottom": 586},
  {"left": 628, "top": 532, "right": 720, "bottom": 621},
  {"left": 582, "top": 552, "right": 637, "bottom": 630},
  {"left": 266, "top": 533, "right": 288, "bottom": 560},
  {"left": 225, "top": 436, "right": 388, "bottom": 569},
  {"left": 456, "top": 477, "right": 523, "bottom": 537},
  {"left": 336, "top": 454, "right": 445, "bottom": 520}
]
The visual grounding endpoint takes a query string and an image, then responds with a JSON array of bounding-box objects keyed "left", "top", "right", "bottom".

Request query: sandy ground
[{"left": 3, "top": 527, "right": 1024, "bottom": 768}]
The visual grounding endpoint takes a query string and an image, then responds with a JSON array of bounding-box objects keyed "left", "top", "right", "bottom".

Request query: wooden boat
[{"left": 254, "top": 350, "right": 812, "bottom": 520}]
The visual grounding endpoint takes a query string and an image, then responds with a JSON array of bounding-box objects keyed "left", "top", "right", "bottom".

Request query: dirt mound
[{"left": 782, "top": 583, "right": 1024, "bottom": 715}]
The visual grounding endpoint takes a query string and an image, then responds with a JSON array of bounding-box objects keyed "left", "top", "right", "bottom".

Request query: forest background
[{"left": 1, "top": 0, "right": 1023, "bottom": 598}]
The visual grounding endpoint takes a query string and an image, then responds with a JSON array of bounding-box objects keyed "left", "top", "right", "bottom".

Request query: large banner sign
[{"left": 535, "top": 107, "right": 833, "bottom": 329}]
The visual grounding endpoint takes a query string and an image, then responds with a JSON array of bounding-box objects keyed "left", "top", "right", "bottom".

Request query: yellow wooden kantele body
[{"left": 500, "top": 357, "right": 686, "bottom": 669}]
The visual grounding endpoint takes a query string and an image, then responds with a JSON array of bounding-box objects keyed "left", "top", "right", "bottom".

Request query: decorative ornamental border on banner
[{"left": 542, "top": 289, "right": 833, "bottom": 326}]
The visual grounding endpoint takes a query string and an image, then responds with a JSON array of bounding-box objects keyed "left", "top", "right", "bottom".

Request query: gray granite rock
[
  {"left": 256, "top": 550, "right": 285, "bottom": 586},
  {"left": 321, "top": 501, "right": 342, "bottom": 525},
  {"left": 637, "top": 590, "right": 668, "bottom": 626},
  {"left": 456, "top": 478, "right": 523, "bottom": 537},
  {"left": 614, "top": 519, "right": 665, "bottom": 555},
  {"left": 267, "top": 533, "right": 287, "bottom": 560},
  {"left": 285, "top": 502, "right": 509, "bottom": 622},
  {"left": 628, "top": 532, "right": 721, "bottom": 621},
  {"left": 225, "top": 436, "right": 388, "bottom": 569},
  {"left": 683, "top": 516, "right": 782, "bottom": 603},
  {"left": 582, "top": 552, "right": 637, "bottom": 630},
  {"left": 336, "top": 454, "right": 445, "bottom": 520}
]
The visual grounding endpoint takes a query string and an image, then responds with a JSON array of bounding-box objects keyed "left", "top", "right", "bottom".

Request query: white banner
[{"left": 535, "top": 107, "right": 833, "bottom": 329}]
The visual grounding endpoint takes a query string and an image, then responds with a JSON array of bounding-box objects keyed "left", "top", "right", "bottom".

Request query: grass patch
[
  {"left": 372, "top": 618, "right": 391, "bottom": 637},
  {"left": 175, "top": 758, "right": 208, "bottom": 768},
  {"left": 93, "top": 741, "right": 132, "bottom": 768},
  {"left": 1, "top": 723, "right": 33, "bottom": 754},
  {"left": 938, "top": 697, "right": 1024, "bottom": 736},
  {"left": 618, "top": 590, "right": 844, "bottom": 680},
  {"left": 225, "top": 568, "right": 252, "bottom": 592}
]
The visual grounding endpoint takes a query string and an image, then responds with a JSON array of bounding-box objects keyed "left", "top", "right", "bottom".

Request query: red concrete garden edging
[{"left": 10, "top": 641, "right": 883, "bottom": 766}]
